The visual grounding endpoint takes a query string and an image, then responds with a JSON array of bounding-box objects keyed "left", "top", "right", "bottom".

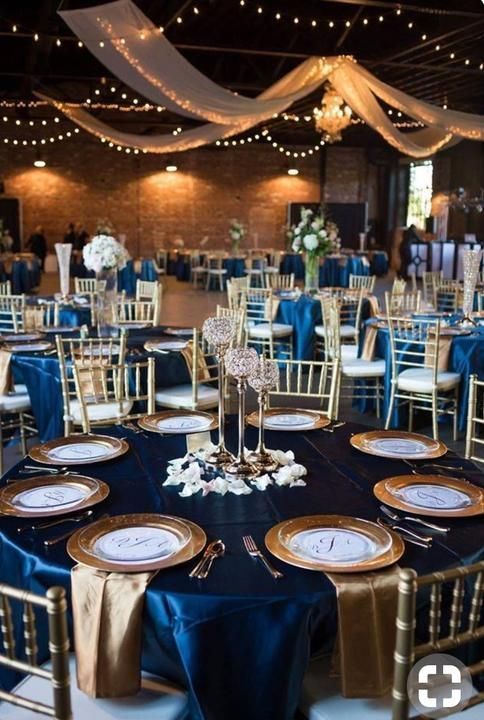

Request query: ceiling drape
[{"left": 41, "top": 0, "right": 484, "bottom": 158}]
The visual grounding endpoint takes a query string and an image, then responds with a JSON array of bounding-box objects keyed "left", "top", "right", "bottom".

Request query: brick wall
[
  {"left": 322, "top": 147, "right": 368, "bottom": 203},
  {"left": 0, "top": 137, "right": 322, "bottom": 257}
]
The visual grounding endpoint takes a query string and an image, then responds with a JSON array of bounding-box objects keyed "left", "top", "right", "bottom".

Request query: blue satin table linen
[
  {"left": 0, "top": 421, "right": 483, "bottom": 720},
  {"left": 280, "top": 253, "right": 305, "bottom": 280},
  {"left": 370, "top": 251, "right": 389, "bottom": 276}
]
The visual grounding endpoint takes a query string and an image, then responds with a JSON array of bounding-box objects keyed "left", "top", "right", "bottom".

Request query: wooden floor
[{"left": 2, "top": 271, "right": 466, "bottom": 472}]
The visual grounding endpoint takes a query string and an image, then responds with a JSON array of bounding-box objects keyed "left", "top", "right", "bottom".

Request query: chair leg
[
  {"left": 408, "top": 400, "right": 413, "bottom": 432},
  {"left": 452, "top": 388, "right": 459, "bottom": 442},
  {"left": 432, "top": 390, "right": 439, "bottom": 440},
  {"left": 385, "top": 384, "right": 396, "bottom": 430},
  {"left": 375, "top": 379, "right": 381, "bottom": 419},
  {"left": 19, "top": 412, "right": 27, "bottom": 457}
]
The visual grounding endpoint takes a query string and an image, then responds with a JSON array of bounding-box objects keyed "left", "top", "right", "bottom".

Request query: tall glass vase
[
  {"left": 55, "top": 243, "right": 72, "bottom": 300},
  {"left": 461, "top": 248, "right": 482, "bottom": 325},
  {"left": 304, "top": 253, "right": 319, "bottom": 293},
  {"left": 96, "top": 268, "right": 118, "bottom": 336}
]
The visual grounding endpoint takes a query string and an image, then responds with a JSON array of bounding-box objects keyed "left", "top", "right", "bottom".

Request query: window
[{"left": 406, "top": 160, "right": 433, "bottom": 229}]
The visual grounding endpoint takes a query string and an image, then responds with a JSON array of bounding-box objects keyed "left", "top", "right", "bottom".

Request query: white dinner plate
[
  {"left": 93, "top": 526, "right": 182, "bottom": 564},
  {"left": 12, "top": 483, "right": 91, "bottom": 512},
  {"left": 264, "top": 412, "right": 318, "bottom": 430},
  {"left": 288, "top": 527, "right": 382, "bottom": 564}
]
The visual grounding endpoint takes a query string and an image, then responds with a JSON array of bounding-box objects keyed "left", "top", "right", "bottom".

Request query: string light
[{"left": 1, "top": 128, "right": 80, "bottom": 146}]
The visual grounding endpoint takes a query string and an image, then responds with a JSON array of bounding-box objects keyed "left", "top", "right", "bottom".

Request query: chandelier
[{"left": 314, "top": 85, "right": 352, "bottom": 143}]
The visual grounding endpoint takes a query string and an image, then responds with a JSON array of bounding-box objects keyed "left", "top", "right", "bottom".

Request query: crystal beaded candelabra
[
  {"left": 202, "top": 316, "right": 236, "bottom": 466},
  {"left": 225, "top": 347, "right": 260, "bottom": 480},
  {"left": 247, "top": 356, "right": 280, "bottom": 472},
  {"left": 460, "top": 248, "right": 483, "bottom": 326}
]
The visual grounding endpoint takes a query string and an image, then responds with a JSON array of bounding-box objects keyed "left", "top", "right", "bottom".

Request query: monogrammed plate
[
  {"left": 246, "top": 407, "right": 330, "bottom": 432},
  {"left": 144, "top": 340, "right": 187, "bottom": 352},
  {"left": 374, "top": 475, "right": 484, "bottom": 518},
  {"left": 139, "top": 411, "right": 217, "bottom": 434},
  {"left": 265, "top": 515, "right": 404, "bottom": 573},
  {"left": 0, "top": 475, "right": 109, "bottom": 518},
  {"left": 350, "top": 431, "right": 447, "bottom": 460},
  {"left": 67, "top": 513, "right": 206, "bottom": 572},
  {"left": 29, "top": 435, "right": 129, "bottom": 465}
]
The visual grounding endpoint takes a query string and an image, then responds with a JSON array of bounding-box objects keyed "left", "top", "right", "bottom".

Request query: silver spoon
[{"left": 380, "top": 505, "right": 449, "bottom": 533}]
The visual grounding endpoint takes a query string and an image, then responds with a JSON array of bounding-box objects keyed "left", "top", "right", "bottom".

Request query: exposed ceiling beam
[
  {"left": 335, "top": 6, "right": 363, "bottom": 49},
  {"left": 318, "top": 0, "right": 484, "bottom": 18}
]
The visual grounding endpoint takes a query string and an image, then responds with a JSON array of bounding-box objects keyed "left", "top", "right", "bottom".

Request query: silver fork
[
  {"left": 44, "top": 513, "right": 109, "bottom": 547},
  {"left": 380, "top": 505, "right": 449, "bottom": 533},
  {"left": 17, "top": 509, "right": 94, "bottom": 534},
  {"left": 322, "top": 421, "right": 346, "bottom": 433},
  {"left": 242, "top": 535, "right": 283, "bottom": 579},
  {"left": 402, "top": 459, "right": 466, "bottom": 472}
]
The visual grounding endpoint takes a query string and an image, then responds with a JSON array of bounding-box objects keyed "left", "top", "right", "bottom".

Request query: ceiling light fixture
[
  {"left": 166, "top": 164, "right": 178, "bottom": 172},
  {"left": 314, "top": 84, "right": 352, "bottom": 143},
  {"left": 287, "top": 168, "right": 299, "bottom": 176}
]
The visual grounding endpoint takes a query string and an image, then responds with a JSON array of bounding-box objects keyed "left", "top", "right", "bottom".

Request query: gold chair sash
[
  {"left": 180, "top": 342, "right": 211, "bottom": 382},
  {"left": 0, "top": 349, "right": 13, "bottom": 394},
  {"left": 71, "top": 564, "right": 158, "bottom": 698},
  {"left": 327, "top": 566, "right": 400, "bottom": 697}
]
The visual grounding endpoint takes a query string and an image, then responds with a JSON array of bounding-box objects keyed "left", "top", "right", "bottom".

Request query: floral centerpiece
[
  {"left": 290, "top": 207, "right": 340, "bottom": 291},
  {"left": 83, "top": 231, "right": 129, "bottom": 333},
  {"left": 228, "top": 219, "right": 245, "bottom": 254}
]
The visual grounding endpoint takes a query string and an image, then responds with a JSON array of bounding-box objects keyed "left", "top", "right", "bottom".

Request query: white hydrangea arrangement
[
  {"left": 290, "top": 207, "right": 338, "bottom": 257},
  {"left": 83, "top": 234, "right": 129, "bottom": 273},
  {"left": 228, "top": 219, "right": 245, "bottom": 253}
]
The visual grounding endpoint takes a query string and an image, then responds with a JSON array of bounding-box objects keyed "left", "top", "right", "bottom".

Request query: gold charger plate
[
  {"left": 29, "top": 434, "right": 129, "bottom": 466},
  {"left": 374, "top": 475, "right": 484, "bottom": 518},
  {"left": 350, "top": 430, "right": 447, "bottom": 460},
  {"left": 67, "top": 513, "right": 206, "bottom": 573},
  {"left": 139, "top": 410, "right": 217, "bottom": 435},
  {"left": 265, "top": 514, "right": 404, "bottom": 573},
  {"left": 246, "top": 407, "right": 331, "bottom": 432},
  {"left": 4, "top": 341, "right": 53, "bottom": 353},
  {"left": 0, "top": 475, "right": 109, "bottom": 518}
]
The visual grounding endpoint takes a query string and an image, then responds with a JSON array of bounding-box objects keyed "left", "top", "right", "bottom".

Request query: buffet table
[{"left": 1, "top": 421, "right": 483, "bottom": 720}]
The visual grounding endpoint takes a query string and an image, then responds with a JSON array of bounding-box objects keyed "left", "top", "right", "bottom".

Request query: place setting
[{"left": 28, "top": 434, "right": 130, "bottom": 466}]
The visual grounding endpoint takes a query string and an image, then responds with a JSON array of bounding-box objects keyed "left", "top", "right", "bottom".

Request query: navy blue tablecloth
[
  {"left": 11, "top": 328, "right": 191, "bottom": 442},
  {"left": 359, "top": 322, "right": 484, "bottom": 431},
  {"left": 280, "top": 253, "right": 305, "bottom": 280},
  {"left": 370, "top": 251, "right": 389, "bottom": 277},
  {"left": 0, "top": 421, "right": 483, "bottom": 720},
  {"left": 319, "top": 256, "right": 369, "bottom": 288},
  {"left": 1, "top": 258, "right": 42, "bottom": 293}
]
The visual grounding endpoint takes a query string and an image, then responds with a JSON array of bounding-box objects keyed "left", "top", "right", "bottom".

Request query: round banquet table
[
  {"left": 0, "top": 421, "right": 483, "bottom": 720},
  {"left": 369, "top": 251, "right": 389, "bottom": 277},
  {"left": 319, "top": 256, "right": 369, "bottom": 288},
  {"left": 357, "top": 321, "right": 484, "bottom": 432},
  {"left": 0, "top": 257, "right": 41, "bottom": 293},
  {"left": 280, "top": 253, "right": 305, "bottom": 280},
  {"left": 11, "top": 327, "right": 192, "bottom": 442}
]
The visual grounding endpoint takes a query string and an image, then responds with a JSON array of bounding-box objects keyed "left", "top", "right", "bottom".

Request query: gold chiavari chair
[
  {"left": 0, "top": 584, "right": 71, "bottom": 719},
  {"left": 266, "top": 358, "right": 340, "bottom": 420},
  {"left": 300, "top": 560, "right": 484, "bottom": 720},
  {"left": 112, "top": 299, "right": 157, "bottom": 327},
  {"left": 0, "top": 581, "right": 189, "bottom": 719},
  {"left": 0, "top": 393, "right": 36, "bottom": 476},
  {"left": 216, "top": 305, "right": 245, "bottom": 345},
  {"left": 73, "top": 278, "right": 106, "bottom": 294},
  {"left": 136, "top": 280, "right": 162, "bottom": 324},
  {"left": 385, "top": 290, "right": 421, "bottom": 316},
  {"left": 56, "top": 335, "right": 127, "bottom": 436},
  {"left": 422, "top": 270, "right": 442, "bottom": 306},
  {"left": 385, "top": 316, "right": 460, "bottom": 440},
  {"left": 0, "top": 280, "right": 12, "bottom": 295},
  {"left": 391, "top": 277, "right": 407, "bottom": 294},
  {"left": 245, "top": 255, "right": 267, "bottom": 288},
  {"left": 227, "top": 276, "right": 249, "bottom": 311},
  {"left": 315, "top": 289, "right": 364, "bottom": 361},
  {"left": 245, "top": 287, "right": 293, "bottom": 360},
  {"left": 465, "top": 374, "right": 484, "bottom": 464},
  {"left": 155, "top": 328, "right": 219, "bottom": 410},
  {"left": 322, "top": 297, "right": 385, "bottom": 417},
  {"left": 264, "top": 273, "right": 295, "bottom": 290},
  {"left": 0, "top": 296, "right": 26, "bottom": 334},
  {"left": 191, "top": 251, "right": 207, "bottom": 288},
  {"left": 205, "top": 254, "right": 228, "bottom": 291},
  {"left": 434, "top": 279, "right": 463, "bottom": 313},
  {"left": 264, "top": 250, "right": 282, "bottom": 280},
  {"left": 348, "top": 274, "right": 376, "bottom": 293},
  {"left": 72, "top": 356, "right": 155, "bottom": 434}
]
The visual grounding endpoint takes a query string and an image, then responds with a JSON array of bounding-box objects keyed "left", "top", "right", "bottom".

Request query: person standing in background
[
  {"left": 74, "top": 223, "right": 89, "bottom": 251},
  {"left": 1, "top": 229, "right": 14, "bottom": 252},
  {"left": 63, "top": 222, "right": 76, "bottom": 245},
  {"left": 25, "top": 225, "right": 47, "bottom": 270}
]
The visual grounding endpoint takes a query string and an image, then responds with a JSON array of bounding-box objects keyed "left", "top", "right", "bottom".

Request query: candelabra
[
  {"left": 225, "top": 347, "right": 260, "bottom": 480},
  {"left": 247, "top": 356, "right": 280, "bottom": 472},
  {"left": 202, "top": 316, "right": 237, "bottom": 466}
]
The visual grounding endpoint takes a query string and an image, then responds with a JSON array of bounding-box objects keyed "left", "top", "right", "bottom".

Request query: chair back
[
  {"left": 434, "top": 279, "right": 463, "bottom": 312},
  {"left": 0, "top": 280, "right": 12, "bottom": 295},
  {"left": 387, "top": 316, "right": 441, "bottom": 383},
  {"left": 267, "top": 358, "right": 339, "bottom": 420},
  {"left": 244, "top": 287, "right": 273, "bottom": 354},
  {"left": 207, "top": 255, "right": 224, "bottom": 271},
  {"left": 25, "top": 300, "right": 61, "bottom": 330},
  {"left": 73, "top": 356, "right": 155, "bottom": 433},
  {"left": 0, "top": 295, "right": 26, "bottom": 333},
  {"left": 155, "top": 249, "right": 168, "bottom": 271},
  {"left": 349, "top": 274, "right": 376, "bottom": 293},
  {"left": 249, "top": 255, "right": 266, "bottom": 271},
  {"left": 56, "top": 334, "right": 127, "bottom": 435},
  {"left": 268, "top": 250, "right": 282, "bottom": 269},
  {"left": 185, "top": 329, "right": 219, "bottom": 410},
  {"left": 74, "top": 278, "right": 106, "bottom": 294},
  {"left": 227, "top": 277, "right": 249, "bottom": 311},
  {"left": 0, "top": 583, "right": 71, "bottom": 719},
  {"left": 216, "top": 305, "right": 245, "bottom": 345},
  {"left": 135, "top": 279, "right": 157, "bottom": 301},
  {"left": 392, "top": 562, "right": 484, "bottom": 720},
  {"left": 465, "top": 374, "right": 484, "bottom": 465},
  {"left": 391, "top": 277, "right": 407, "bottom": 294},
  {"left": 385, "top": 290, "right": 421, "bottom": 315},
  {"left": 265, "top": 273, "right": 295, "bottom": 290},
  {"left": 113, "top": 299, "right": 157, "bottom": 326},
  {"left": 422, "top": 270, "right": 442, "bottom": 305}
]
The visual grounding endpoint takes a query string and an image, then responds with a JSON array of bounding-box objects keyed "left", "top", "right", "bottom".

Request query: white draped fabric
[{"left": 46, "top": 0, "right": 484, "bottom": 158}]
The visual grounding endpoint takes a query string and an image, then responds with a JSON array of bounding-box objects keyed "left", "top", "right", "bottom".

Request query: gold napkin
[
  {"left": 366, "top": 295, "right": 380, "bottom": 317},
  {"left": 71, "top": 564, "right": 158, "bottom": 698},
  {"left": 360, "top": 325, "right": 378, "bottom": 362},
  {"left": 424, "top": 334, "right": 452, "bottom": 371},
  {"left": 326, "top": 566, "right": 400, "bottom": 697},
  {"left": 0, "top": 349, "right": 13, "bottom": 395},
  {"left": 24, "top": 307, "right": 44, "bottom": 331}
]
